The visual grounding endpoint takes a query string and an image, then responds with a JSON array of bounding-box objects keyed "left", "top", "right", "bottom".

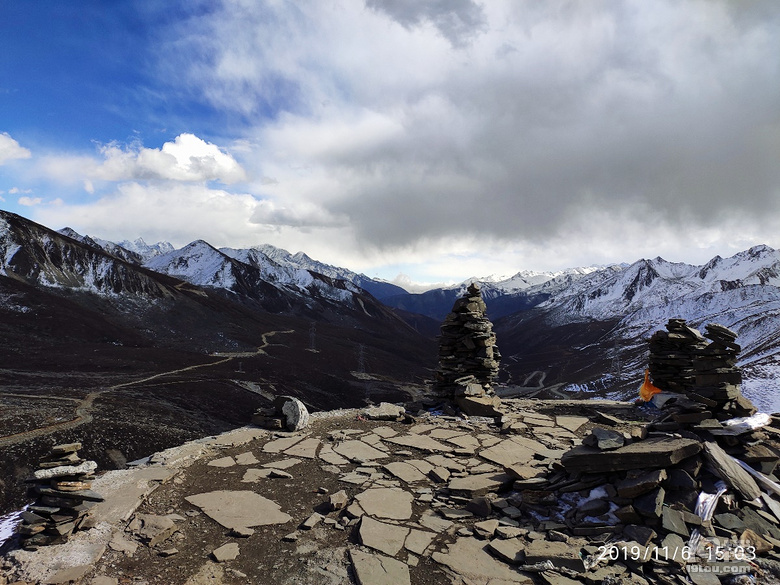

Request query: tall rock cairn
[{"left": 434, "top": 283, "right": 501, "bottom": 402}]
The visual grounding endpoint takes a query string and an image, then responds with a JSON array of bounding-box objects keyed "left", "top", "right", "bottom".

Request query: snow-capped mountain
[
  {"left": 145, "top": 240, "right": 378, "bottom": 312},
  {"left": 1, "top": 214, "right": 189, "bottom": 298},
  {"left": 495, "top": 245, "right": 780, "bottom": 411},
  {"left": 117, "top": 237, "right": 175, "bottom": 262},
  {"left": 380, "top": 266, "right": 615, "bottom": 320},
  {"left": 235, "top": 244, "right": 406, "bottom": 300}
]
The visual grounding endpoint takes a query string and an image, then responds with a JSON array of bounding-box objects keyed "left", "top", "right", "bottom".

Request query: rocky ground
[{"left": 4, "top": 397, "right": 780, "bottom": 585}]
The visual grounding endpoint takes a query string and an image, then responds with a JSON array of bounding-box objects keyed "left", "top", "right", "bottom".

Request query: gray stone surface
[
  {"left": 364, "top": 403, "right": 405, "bottom": 421},
  {"left": 355, "top": 487, "right": 413, "bottom": 520},
  {"left": 333, "top": 440, "right": 389, "bottom": 462},
  {"left": 383, "top": 461, "right": 427, "bottom": 483},
  {"left": 358, "top": 516, "right": 409, "bottom": 556},
  {"left": 448, "top": 472, "right": 513, "bottom": 496},
  {"left": 384, "top": 434, "right": 454, "bottom": 452},
  {"left": 432, "top": 537, "right": 534, "bottom": 583},
  {"left": 350, "top": 549, "right": 410, "bottom": 585},
  {"left": 702, "top": 441, "right": 761, "bottom": 501},
  {"left": 185, "top": 490, "right": 291, "bottom": 529},
  {"left": 128, "top": 513, "right": 178, "bottom": 547},
  {"left": 561, "top": 437, "right": 702, "bottom": 472},
  {"left": 34, "top": 460, "right": 98, "bottom": 480},
  {"left": 212, "top": 542, "right": 240, "bottom": 562}
]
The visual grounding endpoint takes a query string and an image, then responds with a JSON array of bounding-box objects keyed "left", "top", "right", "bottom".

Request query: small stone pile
[
  {"left": 434, "top": 283, "right": 502, "bottom": 416},
  {"left": 17, "top": 442, "right": 102, "bottom": 549}
]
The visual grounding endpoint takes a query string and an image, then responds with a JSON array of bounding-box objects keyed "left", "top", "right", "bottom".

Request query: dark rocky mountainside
[{"left": 0, "top": 210, "right": 435, "bottom": 515}]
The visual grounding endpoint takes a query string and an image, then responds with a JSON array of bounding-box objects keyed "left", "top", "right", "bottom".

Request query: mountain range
[
  {"left": 5, "top": 208, "right": 780, "bottom": 511},
  {"left": 6, "top": 209, "right": 780, "bottom": 409}
]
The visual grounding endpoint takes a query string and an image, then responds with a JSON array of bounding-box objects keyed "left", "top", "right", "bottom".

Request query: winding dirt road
[{"left": 0, "top": 330, "right": 294, "bottom": 448}]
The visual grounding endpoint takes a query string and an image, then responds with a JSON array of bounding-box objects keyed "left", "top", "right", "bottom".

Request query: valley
[{"left": 5, "top": 209, "right": 780, "bottom": 518}]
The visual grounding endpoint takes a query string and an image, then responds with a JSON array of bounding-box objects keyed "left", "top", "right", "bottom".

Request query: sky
[{"left": 1, "top": 1, "right": 779, "bottom": 289}]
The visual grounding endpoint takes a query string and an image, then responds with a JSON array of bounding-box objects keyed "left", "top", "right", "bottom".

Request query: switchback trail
[{"left": 0, "top": 330, "right": 294, "bottom": 448}]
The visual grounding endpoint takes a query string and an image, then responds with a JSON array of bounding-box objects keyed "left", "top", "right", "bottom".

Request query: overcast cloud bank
[{"left": 3, "top": 1, "right": 780, "bottom": 283}]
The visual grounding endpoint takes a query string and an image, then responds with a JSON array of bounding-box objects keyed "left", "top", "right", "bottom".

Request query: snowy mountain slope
[
  {"left": 143, "top": 241, "right": 409, "bottom": 324},
  {"left": 380, "top": 265, "right": 618, "bottom": 321},
  {"left": 58, "top": 227, "right": 146, "bottom": 265},
  {"left": 117, "top": 237, "right": 175, "bottom": 262},
  {"left": 238, "top": 244, "right": 406, "bottom": 300},
  {"left": 506, "top": 246, "right": 780, "bottom": 409},
  {"left": 1, "top": 211, "right": 194, "bottom": 299},
  {"left": 148, "top": 241, "right": 361, "bottom": 305}
]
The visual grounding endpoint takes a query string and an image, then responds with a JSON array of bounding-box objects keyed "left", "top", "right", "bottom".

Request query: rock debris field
[{"left": 5, "top": 396, "right": 780, "bottom": 585}]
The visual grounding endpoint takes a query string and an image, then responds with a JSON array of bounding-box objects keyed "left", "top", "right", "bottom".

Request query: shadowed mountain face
[{"left": 0, "top": 210, "right": 436, "bottom": 513}]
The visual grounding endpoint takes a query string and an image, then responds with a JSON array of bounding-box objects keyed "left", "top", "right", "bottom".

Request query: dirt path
[{"left": 0, "top": 330, "right": 294, "bottom": 447}]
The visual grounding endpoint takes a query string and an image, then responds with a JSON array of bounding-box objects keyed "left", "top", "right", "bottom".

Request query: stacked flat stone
[
  {"left": 434, "top": 283, "right": 503, "bottom": 415},
  {"left": 648, "top": 319, "right": 707, "bottom": 394},
  {"left": 17, "top": 442, "right": 102, "bottom": 549},
  {"left": 695, "top": 324, "right": 753, "bottom": 416},
  {"left": 649, "top": 320, "right": 755, "bottom": 419}
]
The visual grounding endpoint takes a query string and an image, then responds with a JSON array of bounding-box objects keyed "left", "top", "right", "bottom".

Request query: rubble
[{"left": 8, "top": 322, "right": 780, "bottom": 585}]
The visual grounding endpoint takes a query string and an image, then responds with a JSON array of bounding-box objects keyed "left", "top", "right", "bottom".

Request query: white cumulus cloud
[
  {"left": 41, "top": 133, "right": 246, "bottom": 185},
  {"left": 0, "top": 132, "right": 31, "bottom": 164}
]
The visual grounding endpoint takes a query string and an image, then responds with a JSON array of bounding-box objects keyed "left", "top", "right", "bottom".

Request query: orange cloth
[{"left": 639, "top": 369, "right": 662, "bottom": 401}]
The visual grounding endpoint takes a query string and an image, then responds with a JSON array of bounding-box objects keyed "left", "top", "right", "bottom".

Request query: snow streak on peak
[{"left": 117, "top": 238, "right": 175, "bottom": 261}]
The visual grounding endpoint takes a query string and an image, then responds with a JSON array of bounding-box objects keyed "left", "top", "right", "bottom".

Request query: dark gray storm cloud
[
  {"left": 365, "top": 0, "right": 487, "bottom": 47},
  {"left": 107, "top": 0, "right": 780, "bottom": 270},
  {"left": 320, "top": 1, "right": 780, "bottom": 249}
]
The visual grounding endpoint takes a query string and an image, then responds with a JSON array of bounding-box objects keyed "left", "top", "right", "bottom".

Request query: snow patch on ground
[{"left": 0, "top": 508, "right": 24, "bottom": 549}]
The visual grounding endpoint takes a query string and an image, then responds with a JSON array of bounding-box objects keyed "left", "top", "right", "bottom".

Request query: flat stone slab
[
  {"left": 404, "top": 528, "right": 435, "bottom": 555},
  {"left": 262, "top": 436, "right": 306, "bottom": 453},
  {"left": 234, "top": 452, "right": 259, "bottom": 465},
  {"left": 333, "top": 440, "right": 390, "bottom": 462},
  {"left": 555, "top": 416, "right": 589, "bottom": 433},
  {"left": 561, "top": 437, "right": 702, "bottom": 472},
  {"left": 283, "top": 437, "right": 320, "bottom": 459},
  {"left": 350, "top": 549, "right": 410, "bottom": 585},
  {"left": 185, "top": 490, "right": 291, "bottom": 529},
  {"left": 128, "top": 513, "right": 178, "bottom": 547},
  {"left": 355, "top": 487, "right": 414, "bottom": 520},
  {"left": 207, "top": 456, "right": 236, "bottom": 468},
  {"left": 90, "top": 466, "right": 176, "bottom": 524},
  {"left": 241, "top": 468, "right": 292, "bottom": 482},
  {"left": 479, "top": 440, "right": 535, "bottom": 467},
  {"left": 432, "top": 537, "right": 534, "bottom": 583},
  {"left": 446, "top": 434, "right": 481, "bottom": 451},
  {"left": 384, "top": 434, "right": 453, "bottom": 453},
  {"left": 359, "top": 516, "right": 410, "bottom": 556},
  {"left": 524, "top": 539, "right": 586, "bottom": 572},
  {"left": 383, "top": 462, "right": 428, "bottom": 483},
  {"left": 448, "top": 472, "right": 514, "bottom": 496},
  {"left": 702, "top": 441, "right": 761, "bottom": 501},
  {"left": 212, "top": 542, "right": 239, "bottom": 562},
  {"left": 261, "top": 458, "right": 302, "bottom": 469}
]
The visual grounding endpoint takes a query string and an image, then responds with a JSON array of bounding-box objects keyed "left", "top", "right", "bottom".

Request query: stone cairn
[
  {"left": 17, "top": 442, "right": 103, "bottom": 549},
  {"left": 649, "top": 319, "right": 755, "bottom": 417},
  {"left": 522, "top": 321, "right": 780, "bottom": 581},
  {"left": 434, "top": 282, "right": 503, "bottom": 416}
]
